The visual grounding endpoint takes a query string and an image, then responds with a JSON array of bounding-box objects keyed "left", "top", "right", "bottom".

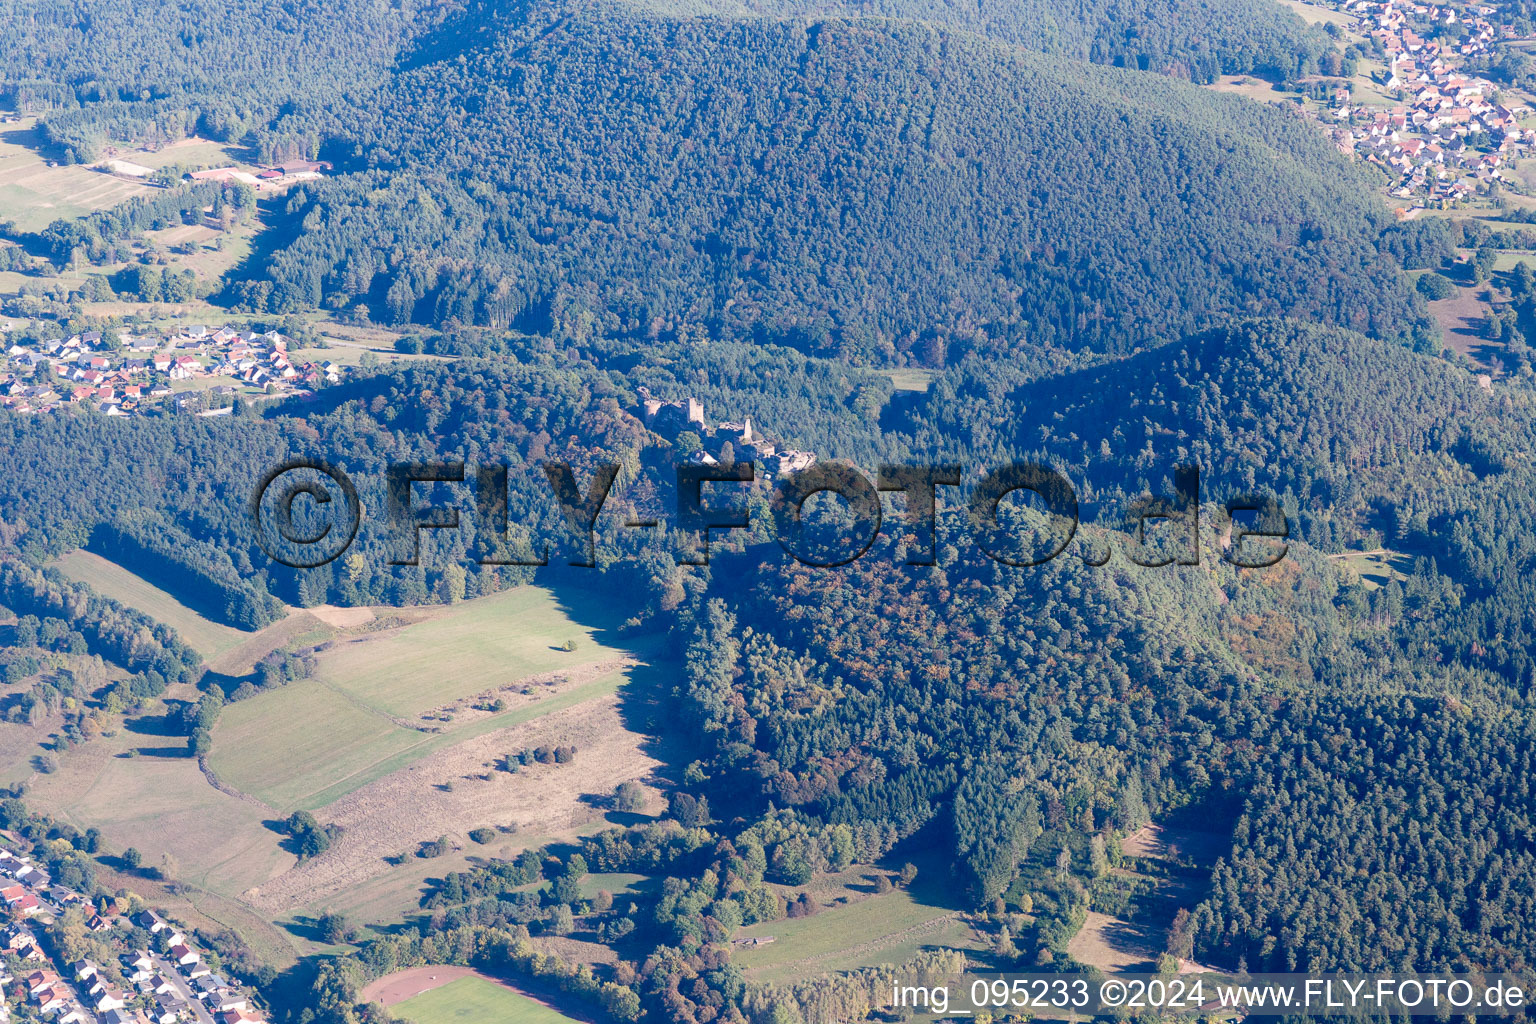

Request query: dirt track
[
  {"left": 359, "top": 966, "right": 593, "bottom": 1021},
  {"left": 358, "top": 965, "right": 476, "bottom": 1006}
]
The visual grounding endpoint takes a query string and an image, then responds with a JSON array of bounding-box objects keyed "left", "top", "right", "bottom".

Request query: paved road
[{"left": 150, "top": 954, "right": 215, "bottom": 1024}]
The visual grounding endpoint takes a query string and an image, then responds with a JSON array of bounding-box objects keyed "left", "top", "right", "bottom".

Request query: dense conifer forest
[{"left": 240, "top": 6, "right": 1431, "bottom": 359}]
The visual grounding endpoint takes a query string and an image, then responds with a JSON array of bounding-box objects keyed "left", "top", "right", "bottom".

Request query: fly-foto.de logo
[{"left": 249, "top": 460, "right": 1288, "bottom": 570}]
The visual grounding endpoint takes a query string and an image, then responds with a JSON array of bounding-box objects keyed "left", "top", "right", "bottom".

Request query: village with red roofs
[
  {"left": 0, "top": 325, "right": 347, "bottom": 417},
  {"left": 0, "top": 844, "right": 265, "bottom": 1024},
  {"left": 1286, "top": 0, "right": 1536, "bottom": 207}
]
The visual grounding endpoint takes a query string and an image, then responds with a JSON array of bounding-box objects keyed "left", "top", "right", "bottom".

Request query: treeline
[
  {"left": 0, "top": 0, "right": 439, "bottom": 161},
  {"left": 293, "top": 925, "right": 642, "bottom": 1024},
  {"left": 729, "top": 0, "right": 1342, "bottom": 82},
  {"left": 0, "top": 795, "right": 103, "bottom": 895},
  {"left": 17, "top": 179, "right": 258, "bottom": 267},
  {"left": 398, "top": 810, "right": 939, "bottom": 1024},
  {"left": 0, "top": 363, "right": 683, "bottom": 618},
  {"left": 94, "top": 517, "right": 285, "bottom": 630},
  {"left": 0, "top": 561, "right": 202, "bottom": 683}
]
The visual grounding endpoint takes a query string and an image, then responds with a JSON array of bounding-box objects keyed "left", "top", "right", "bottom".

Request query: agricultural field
[
  {"left": 238, "top": 664, "right": 661, "bottom": 921},
  {"left": 210, "top": 682, "right": 425, "bottom": 810},
  {"left": 206, "top": 584, "right": 659, "bottom": 816},
  {"left": 188, "top": 583, "right": 668, "bottom": 932},
  {"left": 389, "top": 972, "right": 582, "bottom": 1024},
  {"left": 306, "top": 586, "right": 646, "bottom": 720},
  {"left": 0, "top": 118, "right": 152, "bottom": 232},
  {"left": 207, "top": 635, "right": 643, "bottom": 816}
]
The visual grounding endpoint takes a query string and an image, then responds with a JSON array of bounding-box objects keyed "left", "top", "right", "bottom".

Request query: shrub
[{"left": 613, "top": 781, "right": 646, "bottom": 812}]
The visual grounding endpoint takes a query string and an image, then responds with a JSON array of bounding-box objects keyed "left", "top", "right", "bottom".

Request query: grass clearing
[
  {"left": 1207, "top": 76, "right": 1301, "bottom": 103},
  {"left": 1068, "top": 824, "right": 1226, "bottom": 976},
  {"left": 1427, "top": 288, "right": 1497, "bottom": 368},
  {"left": 883, "top": 368, "right": 937, "bottom": 393},
  {"left": 733, "top": 886, "right": 955, "bottom": 978},
  {"left": 1276, "top": 0, "right": 1358, "bottom": 34},
  {"left": 1330, "top": 548, "right": 1412, "bottom": 591},
  {"left": 319, "top": 586, "right": 641, "bottom": 719},
  {"left": 580, "top": 872, "right": 647, "bottom": 900},
  {"left": 393, "top": 975, "right": 580, "bottom": 1024},
  {"left": 52, "top": 549, "right": 256, "bottom": 660},
  {"left": 129, "top": 138, "right": 242, "bottom": 171},
  {"left": 291, "top": 816, "right": 623, "bottom": 939}
]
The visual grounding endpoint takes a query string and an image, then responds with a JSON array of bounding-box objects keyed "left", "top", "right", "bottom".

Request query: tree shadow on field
[
  {"left": 123, "top": 705, "right": 193, "bottom": 758},
  {"left": 545, "top": 581, "right": 684, "bottom": 798},
  {"left": 280, "top": 915, "right": 330, "bottom": 944}
]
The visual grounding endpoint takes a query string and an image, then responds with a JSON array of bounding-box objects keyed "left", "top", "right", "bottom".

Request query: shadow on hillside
[
  {"left": 541, "top": 580, "right": 684, "bottom": 799},
  {"left": 279, "top": 914, "right": 332, "bottom": 944}
]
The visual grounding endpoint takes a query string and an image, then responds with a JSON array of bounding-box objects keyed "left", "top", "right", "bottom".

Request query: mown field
[
  {"left": 53, "top": 549, "right": 258, "bottom": 660},
  {"left": 210, "top": 682, "right": 425, "bottom": 810},
  {"left": 316, "top": 586, "right": 636, "bottom": 718},
  {"left": 394, "top": 975, "right": 580, "bottom": 1024},
  {"left": 0, "top": 118, "right": 151, "bottom": 231},
  {"left": 209, "top": 584, "right": 650, "bottom": 812},
  {"left": 214, "top": 663, "right": 636, "bottom": 816}
]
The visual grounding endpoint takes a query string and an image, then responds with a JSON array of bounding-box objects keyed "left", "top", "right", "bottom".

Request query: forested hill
[
  {"left": 244, "top": 4, "right": 1430, "bottom": 361},
  {"left": 686, "top": 510, "right": 1536, "bottom": 974},
  {"left": 0, "top": 0, "right": 444, "bottom": 161},
  {"left": 0, "top": 0, "right": 1337, "bottom": 161},
  {"left": 905, "top": 319, "right": 1525, "bottom": 509},
  {"left": 691, "top": 0, "right": 1339, "bottom": 82}
]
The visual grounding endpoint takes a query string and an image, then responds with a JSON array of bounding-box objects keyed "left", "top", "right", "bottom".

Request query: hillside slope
[
  {"left": 243, "top": 5, "right": 1427, "bottom": 361},
  {"left": 686, "top": 0, "right": 1338, "bottom": 80}
]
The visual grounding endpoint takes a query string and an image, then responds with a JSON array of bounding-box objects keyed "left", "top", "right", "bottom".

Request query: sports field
[{"left": 392, "top": 974, "right": 581, "bottom": 1024}]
